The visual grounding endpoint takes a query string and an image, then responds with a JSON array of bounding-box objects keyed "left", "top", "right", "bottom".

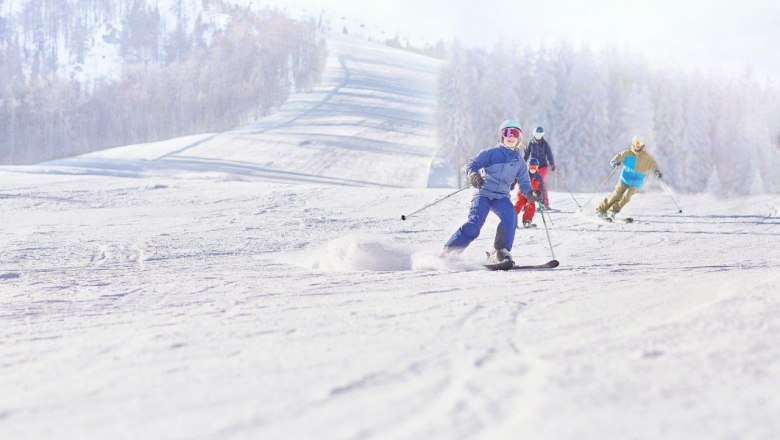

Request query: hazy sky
[{"left": 265, "top": 0, "right": 780, "bottom": 77}]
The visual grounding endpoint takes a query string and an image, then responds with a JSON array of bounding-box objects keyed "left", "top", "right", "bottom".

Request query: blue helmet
[
  {"left": 533, "top": 126, "right": 544, "bottom": 140},
  {"left": 528, "top": 158, "right": 540, "bottom": 166}
]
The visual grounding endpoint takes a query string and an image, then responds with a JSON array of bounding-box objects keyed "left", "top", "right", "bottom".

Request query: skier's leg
[
  {"left": 522, "top": 201, "right": 536, "bottom": 223},
  {"left": 538, "top": 166, "right": 550, "bottom": 207},
  {"left": 514, "top": 193, "right": 528, "bottom": 214},
  {"left": 492, "top": 197, "right": 518, "bottom": 251},
  {"left": 611, "top": 186, "right": 638, "bottom": 213},
  {"left": 596, "top": 183, "right": 627, "bottom": 213},
  {"left": 443, "top": 195, "right": 491, "bottom": 252}
]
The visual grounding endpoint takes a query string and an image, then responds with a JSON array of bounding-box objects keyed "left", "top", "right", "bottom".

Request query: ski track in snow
[{"left": 1, "top": 35, "right": 780, "bottom": 440}]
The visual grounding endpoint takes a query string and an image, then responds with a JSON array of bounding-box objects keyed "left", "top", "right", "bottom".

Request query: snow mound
[
  {"left": 410, "top": 252, "right": 482, "bottom": 271},
  {"left": 303, "top": 235, "right": 414, "bottom": 271},
  {"left": 290, "top": 236, "right": 482, "bottom": 272}
]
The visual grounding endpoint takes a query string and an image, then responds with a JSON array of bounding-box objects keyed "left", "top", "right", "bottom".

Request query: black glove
[
  {"left": 469, "top": 172, "right": 484, "bottom": 188},
  {"left": 654, "top": 170, "right": 663, "bottom": 179},
  {"left": 526, "top": 191, "right": 540, "bottom": 202},
  {"left": 610, "top": 160, "right": 621, "bottom": 169},
  {"left": 550, "top": 164, "right": 557, "bottom": 172}
]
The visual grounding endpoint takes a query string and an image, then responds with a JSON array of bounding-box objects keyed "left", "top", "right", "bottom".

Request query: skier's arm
[
  {"left": 515, "top": 163, "right": 533, "bottom": 197},
  {"left": 466, "top": 149, "right": 493, "bottom": 175},
  {"left": 545, "top": 141, "right": 555, "bottom": 168},
  {"left": 465, "top": 149, "right": 494, "bottom": 186},
  {"left": 650, "top": 156, "right": 662, "bottom": 178},
  {"left": 523, "top": 146, "right": 530, "bottom": 161},
  {"left": 610, "top": 150, "right": 628, "bottom": 168}
]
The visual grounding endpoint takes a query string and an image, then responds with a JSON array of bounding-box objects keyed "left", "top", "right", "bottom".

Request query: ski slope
[{"left": 1, "top": 35, "right": 779, "bottom": 440}]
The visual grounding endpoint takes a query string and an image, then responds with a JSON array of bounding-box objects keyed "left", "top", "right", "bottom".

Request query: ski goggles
[
  {"left": 528, "top": 165, "right": 539, "bottom": 172},
  {"left": 501, "top": 127, "right": 521, "bottom": 139}
]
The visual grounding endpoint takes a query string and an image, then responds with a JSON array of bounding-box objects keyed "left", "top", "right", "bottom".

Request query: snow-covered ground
[{"left": 1, "top": 35, "right": 779, "bottom": 440}]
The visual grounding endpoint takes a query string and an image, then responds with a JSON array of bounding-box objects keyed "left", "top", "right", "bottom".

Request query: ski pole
[
  {"left": 538, "top": 205, "right": 556, "bottom": 261},
  {"left": 401, "top": 186, "right": 470, "bottom": 221},
  {"left": 540, "top": 201, "right": 554, "bottom": 226},
  {"left": 658, "top": 178, "right": 683, "bottom": 213},
  {"left": 579, "top": 167, "right": 618, "bottom": 212},
  {"left": 551, "top": 168, "right": 582, "bottom": 209}
]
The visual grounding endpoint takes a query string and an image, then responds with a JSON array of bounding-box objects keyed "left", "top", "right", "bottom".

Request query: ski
[
  {"left": 484, "top": 259, "right": 559, "bottom": 271},
  {"left": 598, "top": 216, "right": 634, "bottom": 223},
  {"left": 516, "top": 223, "right": 537, "bottom": 229},
  {"left": 512, "top": 259, "right": 559, "bottom": 270}
]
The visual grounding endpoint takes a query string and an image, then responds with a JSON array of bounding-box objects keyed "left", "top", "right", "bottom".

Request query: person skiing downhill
[
  {"left": 596, "top": 135, "right": 663, "bottom": 220},
  {"left": 514, "top": 158, "right": 546, "bottom": 227},
  {"left": 523, "top": 126, "right": 556, "bottom": 209},
  {"left": 442, "top": 119, "right": 537, "bottom": 265}
]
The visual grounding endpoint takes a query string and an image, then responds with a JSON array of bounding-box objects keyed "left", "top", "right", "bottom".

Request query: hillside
[{"left": 29, "top": 35, "right": 442, "bottom": 188}]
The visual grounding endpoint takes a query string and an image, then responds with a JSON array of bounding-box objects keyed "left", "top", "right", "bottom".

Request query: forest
[
  {"left": 437, "top": 42, "right": 780, "bottom": 193},
  {"left": 0, "top": 0, "right": 327, "bottom": 164}
]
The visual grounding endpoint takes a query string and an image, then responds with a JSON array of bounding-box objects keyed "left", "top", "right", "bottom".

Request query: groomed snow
[{"left": 1, "top": 35, "right": 779, "bottom": 440}]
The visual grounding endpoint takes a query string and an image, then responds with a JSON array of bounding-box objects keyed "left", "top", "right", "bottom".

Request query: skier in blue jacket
[{"left": 442, "top": 119, "right": 538, "bottom": 265}]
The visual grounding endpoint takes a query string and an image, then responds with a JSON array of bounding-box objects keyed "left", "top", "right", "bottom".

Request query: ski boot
[{"left": 489, "top": 248, "right": 513, "bottom": 263}]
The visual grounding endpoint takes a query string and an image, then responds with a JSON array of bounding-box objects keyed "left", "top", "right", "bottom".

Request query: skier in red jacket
[{"left": 514, "top": 158, "right": 546, "bottom": 227}]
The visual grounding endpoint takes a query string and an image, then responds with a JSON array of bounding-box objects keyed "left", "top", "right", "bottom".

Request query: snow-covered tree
[
  {"left": 554, "top": 47, "right": 609, "bottom": 188},
  {"left": 651, "top": 70, "right": 686, "bottom": 185},
  {"left": 732, "top": 74, "right": 776, "bottom": 194},
  {"left": 437, "top": 41, "right": 479, "bottom": 187},
  {"left": 0, "top": 1, "right": 328, "bottom": 164},
  {"left": 706, "top": 164, "right": 724, "bottom": 194},
  {"left": 680, "top": 71, "right": 714, "bottom": 192},
  {"left": 436, "top": 41, "right": 779, "bottom": 194}
]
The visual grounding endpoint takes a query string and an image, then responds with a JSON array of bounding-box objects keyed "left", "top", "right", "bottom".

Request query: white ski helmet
[
  {"left": 631, "top": 135, "right": 646, "bottom": 151},
  {"left": 533, "top": 126, "right": 544, "bottom": 140}
]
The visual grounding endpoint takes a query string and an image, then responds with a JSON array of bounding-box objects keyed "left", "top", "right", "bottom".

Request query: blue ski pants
[{"left": 444, "top": 195, "right": 517, "bottom": 252}]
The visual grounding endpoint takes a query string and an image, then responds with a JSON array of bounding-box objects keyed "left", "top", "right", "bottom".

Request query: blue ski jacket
[
  {"left": 467, "top": 144, "right": 533, "bottom": 200},
  {"left": 523, "top": 138, "right": 555, "bottom": 168},
  {"left": 611, "top": 148, "right": 660, "bottom": 188}
]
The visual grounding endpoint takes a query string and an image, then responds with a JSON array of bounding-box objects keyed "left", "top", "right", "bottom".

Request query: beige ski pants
[{"left": 597, "top": 182, "right": 637, "bottom": 214}]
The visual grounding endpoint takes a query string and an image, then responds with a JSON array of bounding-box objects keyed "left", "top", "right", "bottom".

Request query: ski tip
[{"left": 510, "top": 260, "right": 559, "bottom": 270}]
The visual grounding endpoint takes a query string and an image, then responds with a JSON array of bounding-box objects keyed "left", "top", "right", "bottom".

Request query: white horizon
[{"left": 267, "top": 0, "right": 780, "bottom": 78}]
